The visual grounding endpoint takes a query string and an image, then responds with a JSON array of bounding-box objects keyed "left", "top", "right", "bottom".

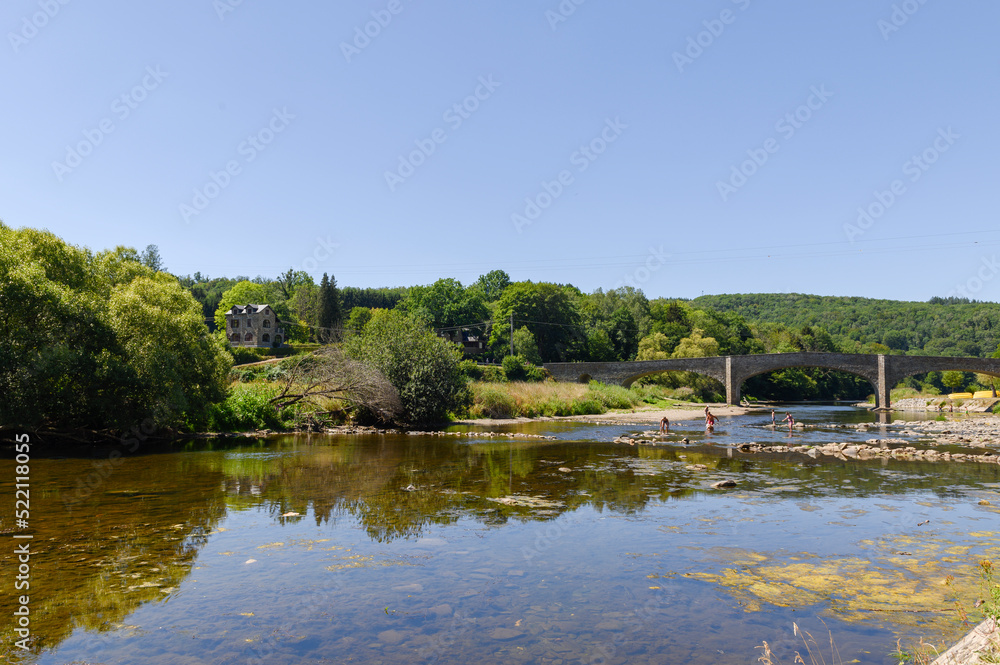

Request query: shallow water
[{"left": 2, "top": 407, "right": 999, "bottom": 664}]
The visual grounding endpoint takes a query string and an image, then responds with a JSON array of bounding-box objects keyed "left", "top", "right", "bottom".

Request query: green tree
[
  {"left": 0, "top": 225, "right": 231, "bottom": 433},
  {"left": 672, "top": 329, "right": 720, "bottom": 358},
  {"left": 318, "top": 273, "right": 343, "bottom": 341},
  {"left": 276, "top": 268, "right": 313, "bottom": 300},
  {"left": 290, "top": 281, "right": 320, "bottom": 338},
  {"left": 400, "top": 278, "right": 488, "bottom": 329},
  {"left": 213, "top": 281, "right": 274, "bottom": 330},
  {"left": 474, "top": 270, "right": 511, "bottom": 302},
  {"left": 346, "top": 307, "right": 373, "bottom": 334},
  {"left": 511, "top": 326, "right": 542, "bottom": 365},
  {"left": 586, "top": 329, "right": 617, "bottom": 362},
  {"left": 343, "top": 310, "right": 466, "bottom": 424},
  {"left": 489, "top": 282, "right": 582, "bottom": 362},
  {"left": 636, "top": 333, "right": 672, "bottom": 360},
  {"left": 942, "top": 371, "right": 966, "bottom": 391},
  {"left": 139, "top": 244, "right": 164, "bottom": 272},
  {"left": 608, "top": 306, "right": 639, "bottom": 361}
]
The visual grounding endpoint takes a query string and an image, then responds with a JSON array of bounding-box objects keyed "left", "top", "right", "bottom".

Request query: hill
[{"left": 690, "top": 293, "right": 1000, "bottom": 357}]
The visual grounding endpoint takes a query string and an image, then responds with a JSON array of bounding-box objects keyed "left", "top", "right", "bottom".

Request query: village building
[
  {"left": 439, "top": 329, "right": 487, "bottom": 356},
  {"left": 225, "top": 304, "right": 285, "bottom": 348}
]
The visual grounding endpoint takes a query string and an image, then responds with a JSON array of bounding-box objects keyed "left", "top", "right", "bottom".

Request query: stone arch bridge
[{"left": 543, "top": 353, "right": 1000, "bottom": 409}]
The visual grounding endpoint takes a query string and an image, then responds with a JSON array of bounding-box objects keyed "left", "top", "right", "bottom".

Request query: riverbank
[
  {"left": 453, "top": 402, "right": 752, "bottom": 427},
  {"left": 892, "top": 396, "right": 1000, "bottom": 412}
]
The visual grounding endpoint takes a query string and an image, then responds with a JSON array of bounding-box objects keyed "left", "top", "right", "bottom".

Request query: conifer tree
[{"left": 318, "top": 272, "right": 342, "bottom": 341}]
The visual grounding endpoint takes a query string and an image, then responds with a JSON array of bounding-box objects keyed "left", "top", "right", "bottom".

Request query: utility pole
[{"left": 510, "top": 312, "right": 514, "bottom": 356}]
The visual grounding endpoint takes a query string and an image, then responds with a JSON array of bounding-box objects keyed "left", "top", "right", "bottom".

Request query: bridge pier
[
  {"left": 876, "top": 354, "right": 890, "bottom": 410},
  {"left": 725, "top": 357, "right": 740, "bottom": 405}
]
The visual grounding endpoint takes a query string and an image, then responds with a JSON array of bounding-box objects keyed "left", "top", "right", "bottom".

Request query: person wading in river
[{"left": 782, "top": 412, "right": 794, "bottom": 433}]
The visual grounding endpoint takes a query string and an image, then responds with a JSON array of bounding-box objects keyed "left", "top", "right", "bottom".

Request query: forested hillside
[{"left": 692, "top": 293, "right": 1000, "bottom": 357}]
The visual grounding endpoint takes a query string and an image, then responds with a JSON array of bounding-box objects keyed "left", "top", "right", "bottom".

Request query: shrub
[
  {"left": 231, "top": 347, "right": 264, "bottom": 365},
  {"left": 502, "top": 354, "right": 528, "bottom": 381},
  {"left": 262, "top": 364, "right": 287, "bottom": 381},
  {"left": 481, "top": 366, "right": 506, "bottom": 382},
  {"left": 525, "top": 365, "right": 547, "bottom": 382},
  {"left": 459, "top": 359, "right": 484, "bottom": 381},
  {"left": 203, "top": 384, "right": 291, "bottom": 431}
]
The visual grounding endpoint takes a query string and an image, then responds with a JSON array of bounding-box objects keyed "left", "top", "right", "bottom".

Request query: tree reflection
[{"left": 0, "top": 453, "right": 226, "bottom": 657}]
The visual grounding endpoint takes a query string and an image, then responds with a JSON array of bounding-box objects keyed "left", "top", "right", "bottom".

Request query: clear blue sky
[{"left": 3, "top": 0, "right": 998, "bottom": 301}]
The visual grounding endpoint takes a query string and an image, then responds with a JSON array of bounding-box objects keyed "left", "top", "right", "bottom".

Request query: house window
[
  {"left": 262, "top": 333, "right": 270, "bottom": 343},
  {"left": 232, "top": 319, "right": 239, "bottom": 328},
  {"left": 274, "top": 335, "right": 283, "bottom": 345},
  {"left": 263, "top": 319, "right": 271, "bottom": 328},
  {"left": 245, "top": 332, "right": 254, "bottom": 342},
  {"left": 231, "top": 333, "right": 240, "bottom": 342}
]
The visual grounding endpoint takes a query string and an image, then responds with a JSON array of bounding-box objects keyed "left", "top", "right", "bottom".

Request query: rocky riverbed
[{"left": 613, "top": 415, "right": 1000, "bottom": 466}]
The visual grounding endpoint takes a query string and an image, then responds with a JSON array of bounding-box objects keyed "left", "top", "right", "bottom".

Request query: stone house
[{"left": 225, "top": 304, "right": 285, "bottom": 348}]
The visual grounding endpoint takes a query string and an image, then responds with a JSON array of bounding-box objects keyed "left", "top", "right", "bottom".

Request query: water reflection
[
  {"left": 1, "top": 407, "right": 998, "bottom": 664},
  {"left": 0, "top": 454, "right": 226, "bottom": 657}
]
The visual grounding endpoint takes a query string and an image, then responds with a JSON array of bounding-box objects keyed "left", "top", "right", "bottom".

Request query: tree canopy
[
  {"left": 0, "top": 224, "right": 231, "bottom": 433},
  {"left": 343, "top": 310, "right": 466, "bottom": 424}
]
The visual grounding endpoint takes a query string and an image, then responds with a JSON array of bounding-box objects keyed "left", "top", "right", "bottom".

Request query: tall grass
[{"left": 464, "top": 381, "right": 682, "bottom": 419}]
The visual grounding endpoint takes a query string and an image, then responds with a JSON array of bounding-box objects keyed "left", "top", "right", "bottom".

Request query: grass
[
  {"left": 463, "top": 380, "right": 687, "bottom": 419},
  {"left": 757, "top": 623, "right": 843, "bottom": 665}
]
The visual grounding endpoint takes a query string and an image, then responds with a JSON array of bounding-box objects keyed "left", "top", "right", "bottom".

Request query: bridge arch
[
  {"left": 731, "top": 365, "right": 879, "bottom": 405},
  {"left": 727, "top": 353, "right": 881, "bottom": 405}
]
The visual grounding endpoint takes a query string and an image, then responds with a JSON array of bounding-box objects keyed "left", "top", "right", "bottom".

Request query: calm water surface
[{"left": 2, "top": 407, "right": 999, "bottom": 664}]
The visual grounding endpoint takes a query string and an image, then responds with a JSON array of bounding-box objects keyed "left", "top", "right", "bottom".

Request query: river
[{"left": 2, "top": 406, "right": 999, "bottom": 664}]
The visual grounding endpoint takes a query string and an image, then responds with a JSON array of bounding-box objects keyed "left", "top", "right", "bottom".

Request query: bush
[
  {"left": 481, "top": 366, "right": 506, "bottom": 382},
  {"left": 459, "top": 359, "right": 484, "bottom": 381},
  {"left": 231, "top": 347, "right": 264, "bottom": 365},
  {"left": 502, "top": 354, "right": 528, "bottom": 381},
  {"left": 202, "top": 384, "right": 291, "bottom": 431},
  {"left": 525, "top": 365, "right": 547, "bottom": 382},
  {"left": 262, "top": 364, "right": 287, "bottom": 381}
]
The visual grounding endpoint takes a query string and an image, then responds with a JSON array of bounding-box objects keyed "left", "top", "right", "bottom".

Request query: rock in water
[{"left": 711, "top": 480, "right": 737, "bottom": 489}]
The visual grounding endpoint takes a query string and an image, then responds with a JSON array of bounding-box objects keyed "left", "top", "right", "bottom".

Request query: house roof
[{"left": 228, "top": 304, "right": 272, "bottom": 315}]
